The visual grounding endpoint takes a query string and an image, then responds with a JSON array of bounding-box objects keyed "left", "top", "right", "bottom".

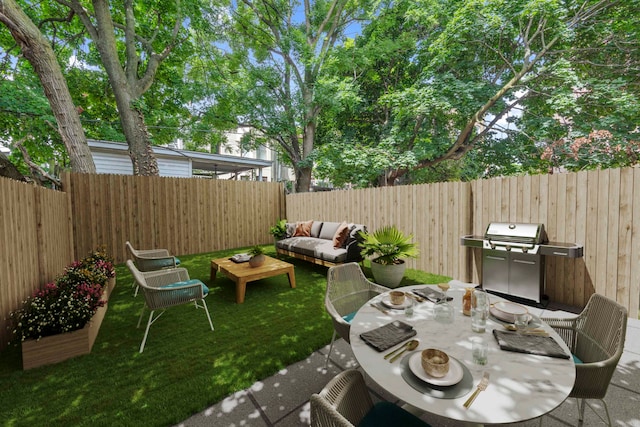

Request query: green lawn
[{"left": 0, "top": 246, "right": 449, "bottom": 427}]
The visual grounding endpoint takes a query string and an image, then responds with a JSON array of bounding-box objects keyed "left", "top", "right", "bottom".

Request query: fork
[{"left": 463, "top": 371, "right": 490, "bottom": 409}]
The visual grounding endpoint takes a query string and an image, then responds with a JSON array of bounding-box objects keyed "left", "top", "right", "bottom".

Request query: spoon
[
  {"left": 389, "top": 340, "right": 419, "bottom": 363},
  {"left": 384, "top": 339, "right": 413, "bottom": 359}
]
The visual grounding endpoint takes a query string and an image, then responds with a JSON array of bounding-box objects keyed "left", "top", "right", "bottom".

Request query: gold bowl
[
  {"left": 389, "top": 291, "right": 405, "bottom": 305},
  {"left": 421, "top": 348, "right": 450, "bottom": 378}
]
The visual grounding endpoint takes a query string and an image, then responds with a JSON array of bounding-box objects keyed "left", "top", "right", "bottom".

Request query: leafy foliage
[
  {"left": 358, "top": 225, "right": 419, "bottom": 265},
  {"left": 10, "top": 248, "right": 115, "bottom": 342}
]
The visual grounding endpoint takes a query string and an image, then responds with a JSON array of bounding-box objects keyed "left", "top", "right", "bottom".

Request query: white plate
[
  {"left": 381, "top": 297, "right": 413, "bottom": 310},
  {"left": 490, "top": 301, "right": 529, "bottom": 323},
  {"left": 408, "top": 352, "right": 464, "bottom": 386}
]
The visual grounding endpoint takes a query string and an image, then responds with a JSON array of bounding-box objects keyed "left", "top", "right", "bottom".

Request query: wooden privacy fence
[
  {"left": 0, "top": 174, "right": 284, "bottom": 350},
  {"left": 0, "top": 178, "right": 74, "bottom": 349},
  {"left": 61, "top": 173, "right": 286, "bottom": 264},
  {"left": 2, "top": 167, "right": 639, "bottom": 349},
  {"left": 285, "top": 167, "right": 640, "bottom": 316}
]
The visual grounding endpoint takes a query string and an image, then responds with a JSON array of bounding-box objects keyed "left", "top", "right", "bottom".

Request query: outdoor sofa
[{"left": 276, "top": 220, "right": 366, "bottom": 267}]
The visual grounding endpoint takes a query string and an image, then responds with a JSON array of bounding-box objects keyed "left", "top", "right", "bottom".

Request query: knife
[{"left": 369, "top": 303, "right": 389, "bottom": 315}]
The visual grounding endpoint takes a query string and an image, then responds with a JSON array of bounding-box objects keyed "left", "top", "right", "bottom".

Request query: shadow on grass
[{"left": 0, "top": 246, "right": 450, "bottom": 427}]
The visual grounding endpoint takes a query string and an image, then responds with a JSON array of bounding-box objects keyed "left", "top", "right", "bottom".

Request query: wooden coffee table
[{"left": 210, "top": 255, "right": 296, "bottom": 303}]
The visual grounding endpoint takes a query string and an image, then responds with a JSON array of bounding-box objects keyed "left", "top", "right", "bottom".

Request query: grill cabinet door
[
  {"left": 482, "top": 249, "right": 509, "bottom": 295},
  {"left": 509, "top": 253, "right": 544, "bottom": 302}
]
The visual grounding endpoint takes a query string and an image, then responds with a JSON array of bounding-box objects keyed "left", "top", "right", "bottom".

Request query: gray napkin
[
  {"left": 360, "top": 321, "right": 417, "bottom": 352},
  {"left": 493, "top": 330, "right": 570, "bottom": 359}
]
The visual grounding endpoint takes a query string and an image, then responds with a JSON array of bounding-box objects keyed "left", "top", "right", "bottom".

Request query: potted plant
[
  {"left": 248, "top": 245, "right": 266, "bottom": 267},
  {"left": 358, "top": 225, "right": 419, "bottom": 288},
  {"left": 269, "top": 219, "right": 288, "bottom": 241}
]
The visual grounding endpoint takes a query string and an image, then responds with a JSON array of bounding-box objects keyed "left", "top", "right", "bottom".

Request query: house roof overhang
[{"left": 87, "top": 139, "right": 272, "bottom": 175}]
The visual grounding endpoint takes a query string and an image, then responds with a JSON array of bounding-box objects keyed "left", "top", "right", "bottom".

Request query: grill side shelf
[
  {"left": 539, "top": 243, "right": 584, "bottom": 258},
  {"left": 460, "top": 235, "right": 484, "bottom": 248}
]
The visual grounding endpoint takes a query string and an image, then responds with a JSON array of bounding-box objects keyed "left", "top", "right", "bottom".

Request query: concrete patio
[{"left": 176, "top": 308, "right": 640, "bottom": 427}]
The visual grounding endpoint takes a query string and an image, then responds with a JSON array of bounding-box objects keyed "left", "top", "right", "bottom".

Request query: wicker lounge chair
[
  {"left": 126, "top": 241, "right": 180, "bottom": 296},
  {"left": 310, "top": 369, "right": 430, "bottom": 427},
  {"left": 126, "top": 260, "right": 214, "bottom": 353},
  {"left": 541, "top": 293, "right": 628, "bottom": 426},
  {"left": 324, "top": 263, "right": 388, "bottom": 367}
]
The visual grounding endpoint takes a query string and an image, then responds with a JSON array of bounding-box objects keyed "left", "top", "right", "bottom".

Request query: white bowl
[{"left": 490, "top": 301, "right": 528, "bottom": 323}]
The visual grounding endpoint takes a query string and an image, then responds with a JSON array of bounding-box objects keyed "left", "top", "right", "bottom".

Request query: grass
[{"left": 0, "top": 246, "right": 450, "bottom": 427}]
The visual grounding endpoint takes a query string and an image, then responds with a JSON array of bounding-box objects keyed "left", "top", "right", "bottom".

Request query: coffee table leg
[
  {"left": 287, "top": 267, "right": 296, "bottom": 288},
  {"left": 210, "top": 263, "right": 219, "bottom": 282},
  {"left": 236, "top": 279, "right": 247, "bottom": 304}
]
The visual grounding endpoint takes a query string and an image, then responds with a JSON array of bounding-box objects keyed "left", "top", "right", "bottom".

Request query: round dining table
[{"left": 349, "top": 284, "right": 576, "bottom": 425}]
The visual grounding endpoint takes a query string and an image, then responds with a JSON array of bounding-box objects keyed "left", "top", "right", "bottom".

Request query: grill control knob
[
  {"left": 522, "top": 247, "right": 528, "bottom": 253},
  {"left": 505, "top": 245, "right": 511, "bottom": 251},
  {"left": 490, "top": 243, "right": 496, "bottom": 250}
]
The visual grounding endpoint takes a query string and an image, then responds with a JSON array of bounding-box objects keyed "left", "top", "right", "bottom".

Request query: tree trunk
[
  {"left": 66, "top": 0, "right": 159, "bottom": 176},
  {"left": 295, "top": 166, "right": 313, "bottom": 193},
  {"left": 293, "top": 121, "right": 316, "bottom": 192},
  {"left": 0, "top": 0, "right": 96, "bottom": 174},
  {"left": 116, "top": 96, "right": 158, "bottom": 176}
]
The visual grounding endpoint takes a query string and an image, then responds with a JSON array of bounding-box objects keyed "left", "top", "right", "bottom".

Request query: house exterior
[{"left": 87, "top": 139, "right": 276, "bottom": 180}]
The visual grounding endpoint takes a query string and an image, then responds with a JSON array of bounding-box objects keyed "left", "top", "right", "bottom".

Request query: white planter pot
[{"left": 371, "top": 260, "right": 406, "bottom": 288}]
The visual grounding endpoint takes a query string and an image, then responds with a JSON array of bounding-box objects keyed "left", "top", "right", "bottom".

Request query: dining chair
[
  {"left": 324, "top": 263, "right": 389, "bottom": 367},
  {"left": 126, "top": 260, "right": 214, "bottom": 353},
  {"left": 126, "top": 241, "right": 180, "bottom": 296},
  {"left": 541, "top": 293, "right": 627, "bottom": 426},
  {"left": 310, "top": 369, "right": 431, "bottom": 427}
]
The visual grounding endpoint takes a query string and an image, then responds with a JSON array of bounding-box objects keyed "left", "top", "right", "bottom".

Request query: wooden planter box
[{"left": 21, "top": 277, "right": 115, "bottom": 370}]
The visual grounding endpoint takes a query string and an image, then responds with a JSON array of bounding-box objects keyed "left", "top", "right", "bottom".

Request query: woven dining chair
[
  {"left": 310, "top": 369, "right": 431, "bottom": 427},
  {"left": 541, "top": 293, "right": 627, "bottom": 426},
  {"left": 126, "top": 241, "right": 180, "bottom": 296},
  {"left": 324, "top": 263, "right": 389, "bottom": 367},
  {"left": 126, "top": 260, "right": 214, "bottom": 353}
]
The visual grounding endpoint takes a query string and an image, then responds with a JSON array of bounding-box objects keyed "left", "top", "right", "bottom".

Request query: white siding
[
  {"left": 157, "top": 157, "right": 192, "bottom": 177},
  {"left": 92, "top": 151, "right": 134, "bottom": 175},
  {"left": 92, "top": 150, "right": 192, "bottom": 177}
]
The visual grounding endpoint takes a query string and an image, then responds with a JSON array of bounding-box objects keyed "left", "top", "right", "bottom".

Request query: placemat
[
  {"left": 400, "top": 353, "right": 474, "bottom": 399},
  {"left": 360, "top": 321, "right": 417, "bottom": 352},
  {"left": 493, "top": 330, "right": 570, "bottom": 359}
]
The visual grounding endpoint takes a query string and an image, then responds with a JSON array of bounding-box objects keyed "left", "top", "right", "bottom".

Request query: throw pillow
[
  {"left": 332, "top": 221, "right": 350, "bottom": 248},
  {"left": 293, "top": 220, "right": 313, "bottom": 237}
]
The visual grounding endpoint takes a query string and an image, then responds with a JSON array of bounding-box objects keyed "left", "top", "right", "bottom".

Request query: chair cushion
[
  {"left": 342, "top": 311, "right": 357, "bottom": 323},
  {"left": 161, "top": 279, "right": 209, "bottom": 295},
  {"left": 146, "top": 257, "right": 178, "bottom": 269},
  {"left": 358, "top": 402, "right": 431, "bottom": 427}
]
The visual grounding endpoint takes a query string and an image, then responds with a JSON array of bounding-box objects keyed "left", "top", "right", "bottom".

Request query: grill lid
[{"left": 484, "top": 222, "right": 547, "bottom": 245}]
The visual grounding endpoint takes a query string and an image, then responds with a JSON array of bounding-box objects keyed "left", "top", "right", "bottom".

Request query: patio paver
[{"left": 175, "top": 313, "right": 640, "bottom": 427}]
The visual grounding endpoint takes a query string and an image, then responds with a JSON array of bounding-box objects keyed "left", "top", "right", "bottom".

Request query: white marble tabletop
[{"left": 349, "top": 283, "right": 576, "bottom": 425}]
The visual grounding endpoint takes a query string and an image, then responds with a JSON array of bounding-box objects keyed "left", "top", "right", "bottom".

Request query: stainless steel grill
[{"left": 461, "top": 222, "right": 583, "bottom": 303}]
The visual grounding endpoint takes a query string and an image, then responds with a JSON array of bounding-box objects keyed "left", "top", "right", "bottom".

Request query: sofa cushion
[
  {"left": 319, "top": 221, "right": 342, "bottom": 240},
  {"left": 314, "top": 240, "right": 349, "bottom": 263},
  {"left": 285, "top": 222, "right": 296, "bottom": 238},
  {"left": 332, "top": 222, "right": 350, "bottom": 248},
  {"left": 310, "top": 221, "right": 323, "bottom": 238},
  {"left": 281, "top": 237, "right": 326, "bottom": 257},
  {"left": 293, "top": 220, "right": 313, "bottom": 237}
]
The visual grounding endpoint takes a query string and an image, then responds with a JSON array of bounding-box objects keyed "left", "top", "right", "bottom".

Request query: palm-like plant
[{"left": 358, "top": 225, "right": 419, "bottom": 265}]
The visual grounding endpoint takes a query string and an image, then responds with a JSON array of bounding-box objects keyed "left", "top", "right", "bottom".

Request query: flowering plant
[{"left": 10, "top": 247, "right": 115, "bottom": 342}]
